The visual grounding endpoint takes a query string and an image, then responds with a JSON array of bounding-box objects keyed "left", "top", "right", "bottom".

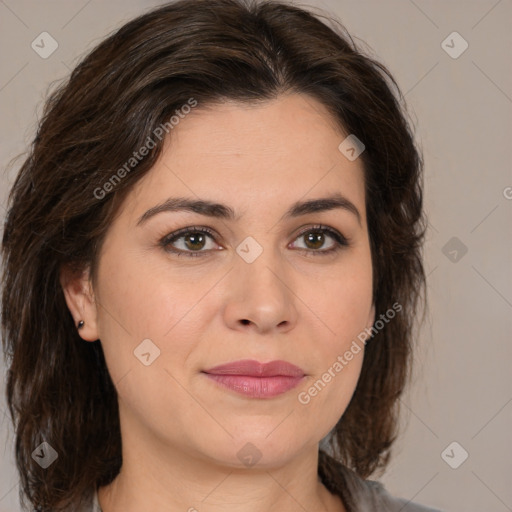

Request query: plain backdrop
[{"left": 1, "top": 1, "right": 511, "bottom": 511}]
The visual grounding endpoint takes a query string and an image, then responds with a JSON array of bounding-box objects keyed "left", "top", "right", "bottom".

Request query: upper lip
[{"left": 203, "top": 359, "right": 305, "bottom": 377}]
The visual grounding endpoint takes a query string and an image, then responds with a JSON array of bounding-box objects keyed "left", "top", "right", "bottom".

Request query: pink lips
[{"left": 202, "top": 359, "right": 306, "bottom": 398}]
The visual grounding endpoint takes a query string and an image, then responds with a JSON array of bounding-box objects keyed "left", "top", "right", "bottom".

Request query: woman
[{"left": 1, "top": 0, "right": 439, "bottom": 511}]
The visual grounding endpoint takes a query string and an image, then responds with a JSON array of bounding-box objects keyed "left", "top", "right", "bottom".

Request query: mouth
[{"left": 202, "top": 359, "right": 306, "bottom": 399}]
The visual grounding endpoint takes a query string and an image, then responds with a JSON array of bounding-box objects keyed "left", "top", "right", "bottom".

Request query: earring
[{"left": 77, "top": 320, "right": 85, "bottom": 329}]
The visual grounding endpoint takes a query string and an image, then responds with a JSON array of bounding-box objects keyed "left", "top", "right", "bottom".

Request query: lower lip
[{"left": 203, "top": 374, "right": 305, "bottom": 398}]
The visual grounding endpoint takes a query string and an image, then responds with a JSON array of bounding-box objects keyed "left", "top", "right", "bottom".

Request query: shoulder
[
  {"left": 330, "top": 462, "right": 445, "bottom": 512},
  {"left": 363, "top": 478, "right": 445, "bottom": 512}
]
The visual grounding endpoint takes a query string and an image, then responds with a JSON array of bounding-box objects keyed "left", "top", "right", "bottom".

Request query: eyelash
[{"left": 159, "top": 224, "right": 350, "bottom": 258}]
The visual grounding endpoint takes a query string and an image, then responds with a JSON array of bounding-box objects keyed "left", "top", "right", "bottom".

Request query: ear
[{"left": 60, "top": 264, "right": 99, "bottom": 342}]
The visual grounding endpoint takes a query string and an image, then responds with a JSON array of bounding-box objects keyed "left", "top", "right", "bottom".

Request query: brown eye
[
  {"left": 160, "top": 227, "right": 220, "bottom": 257},
  {"left": 303, "top": 231, "right": 327, "bottom": 250},
  {"left": 182, "top": 232, "right": 207, "bottom": 251},
  {"left": 290, "top": 225, "right": 349, "bottom": 256},
  {"left": 160, "top": 224, "right": 349, "bottom": 259}
]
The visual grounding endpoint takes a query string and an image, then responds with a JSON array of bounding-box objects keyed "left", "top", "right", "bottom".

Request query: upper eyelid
[{"left": 161, "top": 224, "right": 345, "bottom": 247}]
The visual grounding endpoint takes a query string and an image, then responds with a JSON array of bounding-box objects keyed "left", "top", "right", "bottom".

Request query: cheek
[
  {"left": 96, "top": 245, "right": 197, "bottom": 333},
  {"left": 92, "top": 252, "right": 211, "bottom": 435},
  {"left": 297, "top": 351, "right": 364, "bottom": 427},
  {"left": 296, "top": 288, "right": 368, "bottom": 438},
  {"left": 310, "top": 250, "right": 373, "bottom": 347},
  {"left": 293, "top": 252, "right": 372, "bottom": 422},
  {"left": 93, "top": 249, "right": 219, "bottom": 381}
]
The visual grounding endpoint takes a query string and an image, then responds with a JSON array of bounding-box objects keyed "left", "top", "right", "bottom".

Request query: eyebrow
[{"left": 136, "top": 192, "right": 361, "bottom": 227}]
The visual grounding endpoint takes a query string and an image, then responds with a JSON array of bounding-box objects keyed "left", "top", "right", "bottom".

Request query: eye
[
  {"left": 159, "top": 224, "right": 350, "bottom": 258},
  {"left": 290, "top": 224, "right": 349, "bottom": 256},
  {"left": 160, "top": 226, "right": 220, "bottom": 257}
]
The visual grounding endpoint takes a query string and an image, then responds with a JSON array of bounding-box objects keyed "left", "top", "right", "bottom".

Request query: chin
[{"left": 200, "top": 431, "right": 312, "bottom": 470}]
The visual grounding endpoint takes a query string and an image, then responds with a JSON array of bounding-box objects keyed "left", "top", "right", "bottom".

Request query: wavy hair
[{"left": 1, "top": 0, "right": 427, "bottom": 509}]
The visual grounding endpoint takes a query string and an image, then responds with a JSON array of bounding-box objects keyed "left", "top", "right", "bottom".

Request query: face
[{"left": 63, "top": 93, "right": 375, "bottom": 470}]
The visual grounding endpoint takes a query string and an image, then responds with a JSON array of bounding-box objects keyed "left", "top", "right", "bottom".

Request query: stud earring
[{"left": 77, "top": 320, "right": 85, "bottom": 329}]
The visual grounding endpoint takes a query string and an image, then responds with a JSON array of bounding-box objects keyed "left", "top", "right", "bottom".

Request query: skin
[{"left": 61, "top": 92, "right": 375, "bottom": 512}]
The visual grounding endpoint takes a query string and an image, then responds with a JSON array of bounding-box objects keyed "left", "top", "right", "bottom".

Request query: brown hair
[{"left": 1, "top": 0, "right": 427, "bottom": 510}]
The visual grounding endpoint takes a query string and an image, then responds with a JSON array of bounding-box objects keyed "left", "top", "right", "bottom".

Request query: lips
[
  {"left": 202, "top": 359, "right": 306, "bottom": 398},
  {"left": 203, "top": 359, "right": 305, "bottom": 377}
]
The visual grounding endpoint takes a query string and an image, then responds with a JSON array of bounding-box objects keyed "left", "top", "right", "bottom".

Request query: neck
[{"left": 97, "top": 428, "right": 345, "bottom": 512}]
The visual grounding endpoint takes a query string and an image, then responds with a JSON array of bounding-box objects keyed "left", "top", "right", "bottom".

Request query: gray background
[{"left": 1, "top": 1, "right": 511, "bottom": 511}]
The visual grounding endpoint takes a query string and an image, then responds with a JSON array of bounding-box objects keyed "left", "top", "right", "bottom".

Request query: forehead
[
  {"left": 124, "top": 93, "right": 366, "bottom": 224},
  {"left": 166, "top": 93, "right": 346, "bottom": 166}
]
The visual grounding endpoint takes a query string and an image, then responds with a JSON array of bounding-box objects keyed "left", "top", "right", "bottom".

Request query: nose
[{"left": 222, "top": 242, "right": 298, "bottom": 335}]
